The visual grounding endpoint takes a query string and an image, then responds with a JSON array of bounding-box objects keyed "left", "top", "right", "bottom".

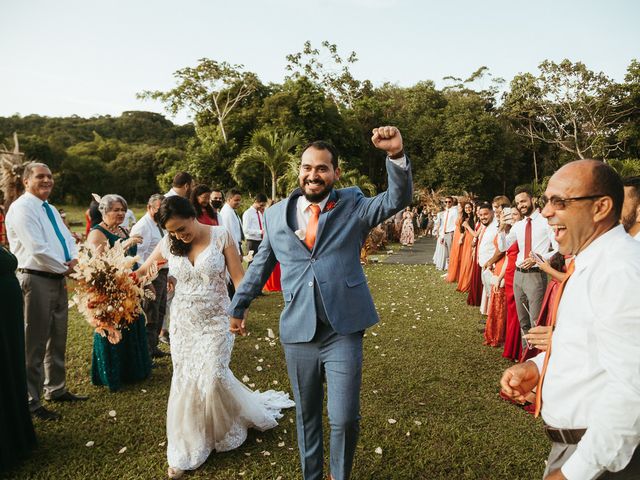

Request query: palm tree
[{"left": 232, "top": 129, "right": 302, "bottom": 199}]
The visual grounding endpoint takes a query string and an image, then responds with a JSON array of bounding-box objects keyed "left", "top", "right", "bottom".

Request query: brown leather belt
[
  {"left": 516, "top": 267, "right": 541, "bottom": 273},
  {"left": 17, "top": 268, "right": 65, "bottom": 280},
  {"left": 544, "top": 425, "right": 587, "bottom": 444}
]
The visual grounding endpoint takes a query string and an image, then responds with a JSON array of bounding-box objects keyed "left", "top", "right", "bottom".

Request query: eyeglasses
[{"left": 540, "top": 194, "right": 605, "bottom": 210}]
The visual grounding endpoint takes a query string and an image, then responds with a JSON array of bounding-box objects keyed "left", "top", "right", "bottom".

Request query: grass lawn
[{"left": 2, "top": 263, "right": 548, "bottom": 480}]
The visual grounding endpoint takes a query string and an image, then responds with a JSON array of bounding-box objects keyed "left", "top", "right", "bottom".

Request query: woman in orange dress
[
  {"left": 483, "top": 233, "right": 507, "bottom": 347},
  {"left": 456, "top": 203, "right": 476, "bottom": 293},
  {"left": 445, "top": 201, "right": 465, "bottom": 283}
]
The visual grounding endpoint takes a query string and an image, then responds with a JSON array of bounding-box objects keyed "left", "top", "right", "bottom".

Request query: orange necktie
[
  {"left": 304, "top": 205, "right": 321, "bottom": 249},
  {"left": 534, "top": 259, "right": 576, "bottom": 417}
]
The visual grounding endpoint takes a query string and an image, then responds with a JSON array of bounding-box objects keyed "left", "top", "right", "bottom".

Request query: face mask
[{"left": 211, "top": 200, "right": 223, "bottom": 209}]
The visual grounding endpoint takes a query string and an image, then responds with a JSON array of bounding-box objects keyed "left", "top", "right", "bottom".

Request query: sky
[{"left": 1, "top": 0, "right": 638, "bottom": 125}]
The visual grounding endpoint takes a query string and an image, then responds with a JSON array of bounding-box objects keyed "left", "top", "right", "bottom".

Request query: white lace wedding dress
[{"left": 160, "top": 226, "right": 294, "bottom": 471}]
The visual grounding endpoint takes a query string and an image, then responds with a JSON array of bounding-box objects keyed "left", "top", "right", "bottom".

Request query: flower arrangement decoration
[{"left": 69, "top": 241, "right": 158, "bottom": 344}]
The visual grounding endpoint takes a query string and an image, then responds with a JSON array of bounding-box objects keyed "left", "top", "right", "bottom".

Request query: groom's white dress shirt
[
  {"left": 5, "top": 192, "right": 78, "bottom": 274},
  {"left": 531, "top": 225, "right": 640, "bottom": 479}
]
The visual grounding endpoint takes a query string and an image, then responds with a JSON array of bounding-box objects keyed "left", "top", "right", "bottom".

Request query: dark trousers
[
  {"left": 143, "top": 269, "right": 168, "bottom": 355},
  {"left": 246, "top": 239, "right": 262, "bottom": 265}
]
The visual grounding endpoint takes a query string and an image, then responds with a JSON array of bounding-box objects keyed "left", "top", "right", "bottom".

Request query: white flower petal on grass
[
  {"left": 262, "top": 450, "right": 271, "bottom": 456},
  {"left": 387, "top": 418, "right": 397, "bottom": 424},
  {"left": 256, "top": 366, "right": 263, "bottom": 371},
  {"left": 248, "top": 383, "right": 255, "bottom": 388},
  {"left": 118, "top": 447, "right": 127, "bottom": 454},
  {"left": 406, "top": 431, "right": 411, "bottom": 437},
  {"left": 141, "top": 389, "right": 147, "bottom": 393},
  {"left": 159, "top": 441, "right": 166, "bottom": 446},
  {"left": 278, "top": 441, "right": 285, "bottom": 447},
  {"left": 85, "top": 441, "right": 95, "bottom": 447},
  {"left": 414, "top": 420, "right": 423, "bottom": 426},
  {"left": 256, "top": 438, "right": 263, "bottom": 443},
  {"left": 267, "top": 328, "right": 275, "bottom": 339},
  {"left": 108, "top": 410, "right": 117, "bottom": 417},
  {"left": 242, "top": 375, "right": 250, "bottom": 383},
  {"left": 255, "top": 344, "right": 260, "bottom": 350},
  {"left": 272, "top": 380, "right": 279, "bottom": 385},
  {"left": 374, "top": 446, "right": 383, "bottom": 455}
]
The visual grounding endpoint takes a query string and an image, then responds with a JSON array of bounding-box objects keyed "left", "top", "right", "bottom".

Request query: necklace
[{"left": 101, "top": 222, "right": 120, "bottom": 234}]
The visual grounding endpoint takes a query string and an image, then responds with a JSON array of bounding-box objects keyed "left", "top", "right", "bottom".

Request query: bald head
[
  {"left": 553, "top": 159, "right": 623, "bottom": 221},
  {"left": 543, "top": 159, "right": 623, "bottom": 255}
]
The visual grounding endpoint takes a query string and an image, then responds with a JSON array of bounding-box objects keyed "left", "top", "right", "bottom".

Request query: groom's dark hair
[{"left": 301, "top": 141, "right": 339, "bottom": 169}]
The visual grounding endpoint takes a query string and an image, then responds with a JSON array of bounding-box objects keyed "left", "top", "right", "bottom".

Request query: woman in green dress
[
  {"left": 86, "top": 194, "right": 151, "bottom": 391},
  {"left": 0, "top": 244, "right": 36, "bottom": 472}
]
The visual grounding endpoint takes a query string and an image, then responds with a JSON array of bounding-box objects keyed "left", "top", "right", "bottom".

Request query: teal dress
[
  {"left": 90, "top": 225, "right": 152, "bottom": 391},
  {"left": 0, "top": 246, "right": 36, "bottom": 473}
]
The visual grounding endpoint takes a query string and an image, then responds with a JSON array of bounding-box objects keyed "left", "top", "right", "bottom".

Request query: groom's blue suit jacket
[{"left": 228, "top": 158, "right": 412, "bottom": 343}]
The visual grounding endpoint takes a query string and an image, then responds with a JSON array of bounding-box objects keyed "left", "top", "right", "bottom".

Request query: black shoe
[
  {"left": 49, "top": 391, "right": 89, "bottom": 402},
  {"left": 159, "top": 334, "right": 170, "bottom": 345},
  {"left": 32, "top": 406, "right": 62, "bottom": 421},
  {"left": 151, "top": 350, "right": 170, "bottom": 358}
]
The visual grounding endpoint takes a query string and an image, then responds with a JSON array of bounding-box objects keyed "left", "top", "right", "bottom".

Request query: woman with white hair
[{"left": 85, "top": 194, "right": 152, "bottom": 391}]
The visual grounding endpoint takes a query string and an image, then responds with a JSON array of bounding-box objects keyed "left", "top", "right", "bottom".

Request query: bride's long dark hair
[{"left": 157, "top": 196, "right": 197, "bottom": 256}]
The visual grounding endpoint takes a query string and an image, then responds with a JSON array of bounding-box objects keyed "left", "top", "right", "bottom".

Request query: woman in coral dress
[
  {"left": 455, "top": 203, "right": 475, "bottom": 293},
  {"left": 466, "top": 221, "right": 485, "bottom": 307},
  {"left": 501, "top": 207, "right": 523, "bottom": 361},
  {"left": 483, "top": 233, "right": 507, "bottom": 347},
  {"left": 445, "top": 202, "right": 465, "bottom": 283}
]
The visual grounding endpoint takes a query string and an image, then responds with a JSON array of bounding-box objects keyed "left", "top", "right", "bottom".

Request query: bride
[{"left": 138, "top": 196, "right": 294, "bottom": 479}]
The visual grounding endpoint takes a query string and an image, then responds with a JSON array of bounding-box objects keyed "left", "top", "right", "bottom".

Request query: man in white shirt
[
  {"left": 130, "top": 193, "right": 169, "bottom": 358},
  {"left": 622, "top": 176, "right": 640, "bottom": 241},
  {"left": 475, "top": 203, "right": 498, "bottom": 315},
  {"left": 498, "top": 187, "right": 557, "bottom": 347},
  {"left": 164, "top": 172, "right": 193, "bottom": 199},
  {"left": 439, "top": 196, "right": 458, "bottom": 269},
  {"left": 242, "top": 193, "right": 267, "bottom": 264},
  {"left": 5, "top": 162, "right": 87, "bottom": 421},
  {"left": 220, "top": 188, "right": 244, "bottom": 254},
  {"left": 501, "top": 159, "right": 640, "bottom": 479}
]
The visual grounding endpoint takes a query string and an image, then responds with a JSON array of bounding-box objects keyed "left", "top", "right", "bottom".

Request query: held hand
[
  {"left": 500, "top": 361, "right": 540, "bottom": 404},
  {"left": 371, "top": 126, "right": 403, "bottom": 157},
  {"left": 230, "top": 316, "right": 247, "bottom": 336},
  {"left": 167, "top": 276, "right": 176, "bottom": 294},
  {"left": 524, "top": 325, "right": 553, "bottom": 352},
  {"left": 520, "top": 258, "right": 537, "bottom": 270}
]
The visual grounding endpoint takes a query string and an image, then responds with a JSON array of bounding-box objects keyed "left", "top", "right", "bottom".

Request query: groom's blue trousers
[{"left": 282, "top": 320, "right": 363, "bottom": 480}]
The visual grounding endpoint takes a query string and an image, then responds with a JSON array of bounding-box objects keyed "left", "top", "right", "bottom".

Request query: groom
[{"left": 228, "top": 126, "right": 412, "bottom": 480}]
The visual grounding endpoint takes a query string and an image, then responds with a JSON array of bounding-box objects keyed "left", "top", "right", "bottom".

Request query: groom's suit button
[
  {"left": 310, "top": 259, "right": 316, "bottom": 263},
  {"left": 308, "top": 282, "right": 313, "bottom": 287}
]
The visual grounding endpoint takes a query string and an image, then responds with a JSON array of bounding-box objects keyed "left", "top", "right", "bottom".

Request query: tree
[
  {"left": 232, "top": 128, "right": 302, "bottom": 199},
  {"left": 502, "top": 60, "right": 637, "bottom": 161},
  {"left": 138, "top": 59, "right": 259, "bottom": 143},
  {"left": 285, "top": 40, "right": 372, "bottom": 111}
]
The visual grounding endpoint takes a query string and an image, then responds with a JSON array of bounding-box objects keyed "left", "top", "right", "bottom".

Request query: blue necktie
[{"left": 42, "top": 201, "right": 71, "bottom": 262}]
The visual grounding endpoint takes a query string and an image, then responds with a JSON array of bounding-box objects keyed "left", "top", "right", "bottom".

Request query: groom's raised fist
[{"left": 371, "top": 126, "right": 403, "bottom": 158}]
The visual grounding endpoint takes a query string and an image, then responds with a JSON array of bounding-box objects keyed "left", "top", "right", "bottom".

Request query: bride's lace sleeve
[{"left": 215, "top": 226, "right": 235, "bottom": 252}]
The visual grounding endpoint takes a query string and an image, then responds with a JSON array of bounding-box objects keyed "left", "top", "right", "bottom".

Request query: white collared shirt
[
  {"left": 219, "top": 203, "right": 242, "bottom": 252},
  {"left": 530, "top": 225, "right": 640, "bottom": 479},
  {"left": 439, "top": 206, "right": 458, "bottom": 235},
  {"left": 634, "top": 231, "right": 640, "bottom": 241},
  {"left": 164, "top": 188, "right": 179, "bottom": 198},
  {"left": 242, "top": 205, "right": 264, "bottom": 241},
  {"left": 5, "top": 192, "right": 78, "bottom": 274},
  {"left": 477, "top": 218, "right": 498, "bottom": 266},
  {"left": 498, "top": 209, "right": 558, "bottom": 266},
  {"left": 130, "top": 212, "right": 166, "bottom": 268}
]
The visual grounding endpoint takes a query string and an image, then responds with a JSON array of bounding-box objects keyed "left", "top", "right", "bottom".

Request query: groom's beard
[{"left": 301, "top": 179, "right": 333, "bottom": 203}]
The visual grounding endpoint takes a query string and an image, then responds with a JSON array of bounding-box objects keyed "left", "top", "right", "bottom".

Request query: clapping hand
[{"left": 371, "top": 126, "right": 403, "bottom": 157}]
